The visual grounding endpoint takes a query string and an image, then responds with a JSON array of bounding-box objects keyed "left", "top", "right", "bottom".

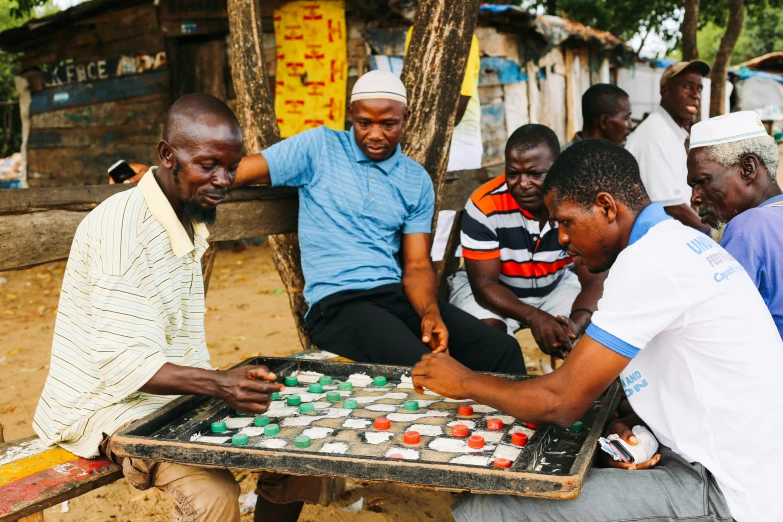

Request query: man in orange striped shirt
[{"left": 449, "top": 124, "right": 605, "bottom": 358}]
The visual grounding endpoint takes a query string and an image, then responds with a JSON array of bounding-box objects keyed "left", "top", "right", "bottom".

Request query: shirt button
[
  {"left": 371, "top": 179, "right": 375, "bottom": 183},
  {"left": 370, "top": 195, "right": 375, "bottom": 201}
]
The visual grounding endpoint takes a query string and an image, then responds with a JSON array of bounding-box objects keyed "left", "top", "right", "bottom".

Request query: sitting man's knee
[{"left": 482, "top": 318, "right": 507, "bottom": 333}]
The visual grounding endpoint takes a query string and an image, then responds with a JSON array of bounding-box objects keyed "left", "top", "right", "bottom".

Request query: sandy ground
[{"left": 0, "top": 243, "right": 547, "bottom": 522}]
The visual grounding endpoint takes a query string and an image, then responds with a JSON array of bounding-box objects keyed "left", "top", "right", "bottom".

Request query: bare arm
[
  {"left": 567, "top": 264, "right": 607, "bottom": 335},
  {"left": 664, "top": 203, "right": 710, "bottom": 234},
  {"left": 140, "top": 363, "right": 283, "bottom": 415},
  {"left": 402, "top": 233, "right": 448, "bottom": 352},
  {"left": 231, "top": 154, "right": 272, "bottom": 188},
  {"left": 455, "top": 95, "right": 471, "bottom": 126},
  {"left": 412, "top": 333, "right": 630, "bottom": 427}
]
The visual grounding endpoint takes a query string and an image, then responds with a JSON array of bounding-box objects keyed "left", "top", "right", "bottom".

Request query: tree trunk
[
  {"left": 227, "top": 0, "right": 313, "bottom": 350},
  {"left": 400, "top": 0, "right": 482, "bottom": 221},
  {"left": 710, "top": 0, "right": 743, "bottom": 117},
  {"left": 681, "top": 0, "right": 700, "bottom": 61}
]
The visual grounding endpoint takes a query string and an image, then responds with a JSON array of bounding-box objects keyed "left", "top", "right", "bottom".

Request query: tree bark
[
  {"left": 227, "top": 0, "right": 313, "bottom": 350},
  {"left": 400, "top": 0, "right": 482, "bottom": 223},
  {"left": 710, "top": 0, "right": 743, "bottom": 117},
  {"left": 681, "top": 0, "right": 700, "bottom": 61}
]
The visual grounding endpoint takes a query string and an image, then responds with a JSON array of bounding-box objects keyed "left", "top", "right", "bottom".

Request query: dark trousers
[{"left": 306, "top": 283, "right": 526, "bottom": 374}]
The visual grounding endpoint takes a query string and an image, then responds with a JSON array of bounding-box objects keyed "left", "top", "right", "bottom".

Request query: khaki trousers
[{"left": 102, "top": 429, "right": 240, "bottom": 522}]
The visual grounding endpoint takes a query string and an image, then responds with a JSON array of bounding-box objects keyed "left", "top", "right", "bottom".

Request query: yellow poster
[{"left": 274, "top": 0, "right": 347, "bottom": 138}]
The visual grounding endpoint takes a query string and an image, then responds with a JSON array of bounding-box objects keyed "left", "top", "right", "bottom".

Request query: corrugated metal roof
[{"left": 736, "top": 52, "right": 783, "bottom": 73}]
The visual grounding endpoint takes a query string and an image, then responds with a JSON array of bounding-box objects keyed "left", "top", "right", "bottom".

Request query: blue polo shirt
[
  {"left": 261, "top": 126, "right": 435, "bottom": 307},
  {"left": 721, "top": 193, "right": 783, "bottom": 338}
]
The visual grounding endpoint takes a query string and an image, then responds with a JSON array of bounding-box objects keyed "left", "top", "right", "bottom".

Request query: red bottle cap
[
  {"left": 457, "top": 405, "right": 474, "bottom": 416},
  {"left": 494, "top": 458, "right": 512, "bottom": 468},
  {"left": 525, "top": 422, "right": 539, "bottom": 429},
  {"left": 374, "top": 417, "right": 391, "bottom": 430},
  {"left": 451, "top": 424, "right": 469, "bottom": 437},
  {"left": 511, "top": 432, "right": 528, "bottom": 447},
  {"left": 486, "top": 418, "right": 504, "bottom": 431},
  {"left": 404, "top": 431, "right": 421, "bottom": 444},
  {"left": 387, "top": 453, "right": 404, "bottom": 459},
  {"left": 468, "top": 435, "right": 485, "bottom": 449}
]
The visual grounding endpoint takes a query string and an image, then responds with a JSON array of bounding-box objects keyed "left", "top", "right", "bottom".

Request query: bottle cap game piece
[
  {"left": 486, "top": 418, "right": 504, "bottom": 431},
  {"left": 271, "top": 392, "right": 281, "bottom": 400},
  {"left": 284, "top": 376, "right": 299, "bottom": 386},
  {"left": 234, "top": 410, "right": 249, "bottom": 417},
  {"left": 511, "top": 432, "right": 528, "bottom": 447},
  {"left": 344, "top": 398, "right": 359, "bottom": 409},
  {"left": 468, "top": 435, "right": 485, "bottom": 449},
  {"left": 338, "top": 381, "right": 353, "bottom": 391},
  {"left": 319, "top": 376, "right": 333, "bottom": 385},
  {"left": 403, "top": 400, "right": 419, "bottom": 411},
  {"left": 254, "top": 416, "right": 270, "bottom": 427},
  {"left": 373, "top": 376, "right": 387, "bottom": 387},
  {"left": 374, "top": 417, "right": 391, "bottom": 430},
  {"left": 286, "top": 395, "right": 302, "bottom": 406},
  {"left": 308, "top": 383, "right": 323, "bottom": 393},
  {"left": 387, "top": 453, "right": 404, "bottom": 459},
  {"left": 451, "top": 424, "right": 469, "bottom": 438},
  {"left": 457, "top": 405, "right": 474, "bottom": 416},
  {"left": 211, "top": 421, "right": 227, "bottom": 433},
  {"left": 294, "top": 435, "right": 311, "bottom": 448},
  {"left": 326, "top": 391, "right": 341, "bottom": 402},
  {"left": 404, "top": 431, "right": 421, "bottom": 444},
  {"left": 494, "top": 458, "right": 512, "bottom": 469},
  {"left": 232, "top": 433, "right": 249, "bottom": 446},
  {"left": 569, "top": 421, "right": 584, "bottom": 433},
  {"left": 525, "top": 422, "right": 539, "bottom": 429},
  {"left": 264, "top": 424, "right": 280, "bottom": 436},
  {"left": 299, "top": 403, "right": 315, "bottom": 413}
]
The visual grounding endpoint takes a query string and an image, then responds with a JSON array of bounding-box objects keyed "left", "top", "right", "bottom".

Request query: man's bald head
[{"left": 163, "top": 93, "right": 242, "bottom": 147}]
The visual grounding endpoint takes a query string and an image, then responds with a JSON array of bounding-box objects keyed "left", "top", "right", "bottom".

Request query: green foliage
[{"left": 696, "top": 5, "right": 783, "bottom": 66}]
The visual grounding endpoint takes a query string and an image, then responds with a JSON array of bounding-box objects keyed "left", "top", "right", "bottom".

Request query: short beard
[{"left": 183, "top": 200, "right": 217, "bottom": 225}]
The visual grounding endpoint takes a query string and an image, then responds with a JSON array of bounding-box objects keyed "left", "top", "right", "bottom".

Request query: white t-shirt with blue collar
[{"left": 585, "top": 203, "right": 783, "bottom": 522}]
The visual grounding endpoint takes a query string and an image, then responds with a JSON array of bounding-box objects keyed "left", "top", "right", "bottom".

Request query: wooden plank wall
[{"left": 21, "top": 4, "right": 167, "bottom": 187}]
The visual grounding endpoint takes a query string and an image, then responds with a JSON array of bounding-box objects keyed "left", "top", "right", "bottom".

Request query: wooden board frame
[{"left": 111, "top": 357, "right": 621, "bottom": 500}]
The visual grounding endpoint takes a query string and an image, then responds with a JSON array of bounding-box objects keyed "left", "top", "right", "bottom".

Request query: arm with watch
[{"left": 465, "top": 259, "right": 605, "bottom": 358}]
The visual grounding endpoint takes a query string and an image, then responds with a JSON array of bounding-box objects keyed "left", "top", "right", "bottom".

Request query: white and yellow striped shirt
[{"left": 33, "top": 169, "right": 212, "bottom": 457}]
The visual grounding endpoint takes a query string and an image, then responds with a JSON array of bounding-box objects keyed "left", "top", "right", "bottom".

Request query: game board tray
[{"left": 112, "top": 357, "right": 621, "bottom": 499}]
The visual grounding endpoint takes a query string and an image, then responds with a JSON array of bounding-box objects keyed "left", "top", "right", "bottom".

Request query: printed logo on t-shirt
[
  {"left": 622, "top": 371, "right": 649, "bottom": 397},
  {"left": 685, "top": 235, "right": 747, "bottom": 284}
]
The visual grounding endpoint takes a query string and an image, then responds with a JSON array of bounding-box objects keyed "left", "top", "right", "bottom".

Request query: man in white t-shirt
[
  {"left": 626, "top": 60, "right": 710, "bottom": 233},
  {"left": 412, "top": 139, "right": 783, "bottom": 521}
]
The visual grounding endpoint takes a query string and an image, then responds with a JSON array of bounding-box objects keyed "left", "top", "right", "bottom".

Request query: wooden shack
[{"left": 0, "top": 0, "right": 632, "bottom": 187}]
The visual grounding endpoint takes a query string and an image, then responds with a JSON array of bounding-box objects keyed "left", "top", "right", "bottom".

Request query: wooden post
[
  {"left": 227, "top": 0, "right": 314, "bottom": 350},
  {"left": 400, "top": 0, "right": 482, "bottom": 222}
]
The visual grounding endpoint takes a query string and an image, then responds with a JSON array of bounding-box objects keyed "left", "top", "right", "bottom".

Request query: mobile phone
[{"left": 108, "top": 160, "right": 137, "bottom": 183}]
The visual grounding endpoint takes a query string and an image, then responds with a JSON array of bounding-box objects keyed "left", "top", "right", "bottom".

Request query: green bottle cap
[
  {"left": 271, "top": 392, "right": 281, "bottom": 400},
  {"left": 403, "top": 400, "right": 419, "bottom": 411},
  {"left": 326, "top": 391, "right": 341, "bottom": 402},
  {"left": 373, "top": 375, "right": 387, "bottom": 387},
  {"left": 338, "top": 382, "right": 353, "bottom": 391},
  {"left": 211, "top": 421, "right": 227, "bottom": 433},
  {"left": 254, "top": 416, "right": 270, "bottom": 427},
  {"left": 294, "top": 435, "right": 311, "bottom": 448},
  {"left": 300, "top": 403, "right": 315, "bottom": 413},
  {"left": 308, "top": 383, "right": 323, "bottom": 393},
  {"left": 234, "top": 410, "right": 249, "bottom": 417},
  {"left": 232, "top": 433, "right": 249, "bottom": 446},
  {"left": 264, "top": 423, "right": 280, "bottom": 436},
  {"left": 569, "top": 421, "right": 584, "bottom": 433},
  {"left": 286, "top": 395, "right": 302, "bottom": 406},
  {"left": 284, "top": 376, "right": 299, "bottom": 386},
  {"left": 319, "top": 376, "right": 333, "bottom": 385},
  {"left": 343, "top": 398, "right": 359, "bottom": 409}
]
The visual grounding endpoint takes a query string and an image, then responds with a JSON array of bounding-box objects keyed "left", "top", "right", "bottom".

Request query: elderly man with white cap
[
  {"left": 233, "top": 70, "right": 525, "bottom": 367},
  {"left": 626, "top": 60, "right": 711, "bottom": 233},
  {"left": 688, "top": 111, "right": 783, "bottom": 338}
]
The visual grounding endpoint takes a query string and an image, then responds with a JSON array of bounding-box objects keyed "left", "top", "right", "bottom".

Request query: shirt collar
[
  {"left": 349, "top": 128, "right": 402, "bottom": 174},
  {"left": 654, "top": 105, "right": 689, "bottom": 142},
  {"left": 628, "top": 203, "right": 672, "bottom": 247},
  {"left": 138, "top": 167, "right": 210, "bottom": 257},
  {"left": 761, "top": 193, "right": 783, "bottom": 207}
]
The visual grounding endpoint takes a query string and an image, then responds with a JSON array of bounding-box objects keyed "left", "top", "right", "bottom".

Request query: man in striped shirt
[
  {"left": 33, "top": 95, "right": 283, "bottom": 522},
  {"left": 450, "top": 124, "right": 605, "bottom": 357}
]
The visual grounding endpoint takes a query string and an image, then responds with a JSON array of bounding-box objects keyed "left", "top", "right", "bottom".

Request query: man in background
[
  {"left": 567, "top": 84, "right": 633, "bottom": 148},
  {"left": 626, "top": 60, "right": 711, "bottom": 233}
]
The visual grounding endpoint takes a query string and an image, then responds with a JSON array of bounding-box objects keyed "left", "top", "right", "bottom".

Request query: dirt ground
[{"left": 0, "top": 243, "right": 547, "bottom": 522}]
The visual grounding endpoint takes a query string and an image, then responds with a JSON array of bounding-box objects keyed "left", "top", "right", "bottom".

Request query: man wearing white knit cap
[
  {"left": 688, "top": 111, "right": 783, "bottom": 338},
  {"left": 233, "top": 69, "right": 524, "bottom": 364}
]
